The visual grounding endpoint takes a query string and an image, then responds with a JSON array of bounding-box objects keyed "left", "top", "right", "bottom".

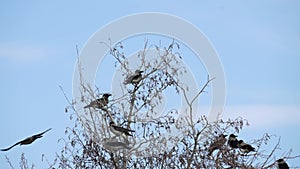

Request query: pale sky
[{"left": 0, "top": 1, "right": 299, "bottom": 168}]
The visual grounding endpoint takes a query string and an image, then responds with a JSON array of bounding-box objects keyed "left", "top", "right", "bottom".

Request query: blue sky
[{"left": 1, "top": 1, "right": 300, "bottom": 168}]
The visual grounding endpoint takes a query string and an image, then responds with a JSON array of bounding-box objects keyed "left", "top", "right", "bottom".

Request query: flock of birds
[
  {"left": 207, "top": 133, "right": 289, "bottom": 168},
  {"left": 0, "top": 70, "right": 143, "bottom": 152},
  {"left": 1, "top": 70, "right": 291, "bottom": 168},
  {"left": 82, "top": 70, "right": 143, "bottom": 150}
]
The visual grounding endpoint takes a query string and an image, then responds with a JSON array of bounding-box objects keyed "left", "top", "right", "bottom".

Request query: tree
[{"left": 9, "top": 40, "right": 300, "bottom": 169}]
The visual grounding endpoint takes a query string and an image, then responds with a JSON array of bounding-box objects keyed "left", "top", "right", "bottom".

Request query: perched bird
[
  {"left": 109, "top": 122, "right": 135, "bottom": 137},
  {"left": 102, "top": 138, "right": 131, "bottom": 151},
  {"left": 1, "top": 128, "right": 52, "bottom": 151},
  {"left": 238, "top": 140, "right": 255, "bottom": 153},
  {"left": 207, "top": 134, "right": 227, "bottom": 156},
  {"left": 276, "top": 159, "right": 289, "bottom": 169},
  {"left": 124, "top": 70, "right": 143, "bottom": 85},
  {"left": 228, "top": 134, "right": 239, "bottom": 148},
  {"left": 84, "top": 93, "right": 111, "bottom": 109}
]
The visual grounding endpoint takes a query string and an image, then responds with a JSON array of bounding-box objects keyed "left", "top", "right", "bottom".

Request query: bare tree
[{"left": 8, "top": 40, "right": 300, "bottom": 169}]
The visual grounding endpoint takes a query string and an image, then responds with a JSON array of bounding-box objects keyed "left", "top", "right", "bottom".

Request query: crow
[
  {"left": 1, "top": 128, "right": 52, "bottom": 151},
  {"left": 276, "top": 158, "right": 289, "bottom": 169},
  {"left": 84, "top": 93, "right": 111, "bottom": 109},
  {"left": 124, "top": 70, "right": 143, "bottom": 85},
  {"left": 227, "top": 134, "right": 239, "bottom": 149},
  {"left": 207, "top": 134, "right": 227, "bottom": 156},
  {"left": 109, "top": 122, "right": 135, "bottom": 137},
  {"left": 238, "top": 140, "right": 255, "bottom": 153}
]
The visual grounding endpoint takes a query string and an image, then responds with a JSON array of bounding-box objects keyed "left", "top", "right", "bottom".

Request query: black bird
[
  {"left": 276, "top": 159, "right": 289, "bottom": 169},
  {"left": 238, "top": 140, "right": 255, "bottom": 153},
  {"left": 84, "top": 93, "right": 111, "bottom": 109},
  {"left": 124, "top": 70, "right": 143, "bottom": 85},
  {"left": 102, "top": 138, "right": 131, "bottom": 151},
  {"left": 1, "top": 128, "right": 52, "bottom": 151},
  {"left": 228, "top": 134, "right": 239, "bottom": 148},
  {"left": 207, "top": 134, "right": 227, "bottom": 156},
  {"left": 109, "top": 122, "right": 135, "bottom": 137}
]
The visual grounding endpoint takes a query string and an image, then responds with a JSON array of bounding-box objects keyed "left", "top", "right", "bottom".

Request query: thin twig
[
  {"left": 59, "top": 85, "right": 76, "bottom": 112},
  {"left": 5, "top": 155, "right": 15, "bottom": 169}
]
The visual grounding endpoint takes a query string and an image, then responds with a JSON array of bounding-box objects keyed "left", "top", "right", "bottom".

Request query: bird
[
  {"left": 238, "top": 140, "right": 255, "bottom": 153},
  {"left": 102, "top": 138, "right": 131, "bottom": 151},
  {"left": 124, "top": 70, "right": 143, "bottom": 85},
  {"left": 276, "top": 159, "right": 289, "bottom": 169},
  {"left": 227, "top": 134, "right": 239, "bottom": 149},
  {"left": 1, "top": 128, "right": 52, "bottom": 151},
  {"left": 109, "top": 122, "right": 135, "bottom": 137},
  {"left": 84, "top": 93, "right": 111, "bottom": 109},
  {"left": 207, "top": 134, "right": 227, "bottom": 156}
]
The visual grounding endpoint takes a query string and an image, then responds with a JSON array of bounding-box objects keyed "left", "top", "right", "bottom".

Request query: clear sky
[{"left": 0, "top": 1, "right": 299, "bottom": 168}]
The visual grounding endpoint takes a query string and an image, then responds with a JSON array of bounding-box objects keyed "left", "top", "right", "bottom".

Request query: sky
[{"left": 0, "top": 1, "right": 300, "bottom": 168}]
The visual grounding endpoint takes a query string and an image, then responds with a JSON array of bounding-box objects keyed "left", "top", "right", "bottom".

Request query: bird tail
[
  {"left": 84, "top": 105, "right": 91, "bottom": 109},
  {"left": 123, "top": 79, "right": 130, "bottom": 85},
  {"left": 128, "top": 129, "right": 135, "bottom": 132}
]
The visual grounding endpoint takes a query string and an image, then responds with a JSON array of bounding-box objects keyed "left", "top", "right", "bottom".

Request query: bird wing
[
  {"left": 112, "top": 125, "right": 135, "bottom": 133},
  {"left": 208, "top": 136, "right": 226, "bottom": 155},
  {"left": 84, "top": 100, "right": 99, "bottom": 108},
  {"left": 84, "top": 101, "right": 95, "bottom": 108},
  {"left": 1, "top": 141, "right": 22, "bottom": 151},
  {"left": 239, "top": 143, "right": 255, "bottom": 152},
  {"left": 84, "top": 98, "right": 106, "bottom": 109},
  {"left": 124, "top": 72, "right": 142, "bottom": 84},
  {"left": 84, "top": 104, "right": 91, "bottom": 108},
  {"left": 98, "top": 98, "right": 108, "bottom": 106},
  {"left": 245, "top": 144, "right": 255, "bottom": 151},
  {"left": 124, "top": 75, "right": 135, "bottom": 84},
  {"left": 228, "top": 139, "right": 239, "bottom": 148},
  {"left": 21, "top": 128, "right": 52, "bottom": 145},
  {"left": 33, "top": 128, "right": 52, "bottom": 137},
  {"left": 281, "top": 163, "right": 289, "bottom": 169},
  {"left": 131, "top": 74, "right": 141, "bottom": 80}
]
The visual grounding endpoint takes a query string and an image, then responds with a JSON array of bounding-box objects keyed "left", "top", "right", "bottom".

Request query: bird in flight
[
  {"left": 207, "top": 134, "right": 227, "bottom": 156},
  {"left": 109, "top": 122, "right": 135, "bottom": 137},
  {"left": 1, "top": 128, "right": 52, "bottom": 151},
  {"left": 227, "top": 134, "right": 239, "bottom": 149},
  {"left": 276, "top": 158, "right": 289, "bottom": 169},
  {"left": 238, "top": 140, "right": 255, "bottom": 153},
  {"left": 124, "top": 70, "right": 144, "bottom": 85},
  {"left": 84, "top": 93, "right": 112, "bottom": 109}
]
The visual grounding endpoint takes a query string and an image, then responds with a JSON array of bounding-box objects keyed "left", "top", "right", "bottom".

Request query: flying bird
[
  {"left": 238, "top": 140, "right": 255, "bottom": 153},
  {"left": 276, "top": 159, "right": 289, "bottom": 169},
  {"left": 207, "top": 134, "right": 227, "bottom": 156},
  {"left": 102, "top": 138, "right": 131, "bottom": 151},
  {"left": 84, "top": 93, "right": 111, "bottom": 109},
  {"left": 109, "top": 122, "right": 135, "bottom": 137},
  {"left": 1, "top": 128, "right": 52, "bottom": 151},
  {"left": 124, "top": 70, "right": 143, "bottom": 85},
  {"left": 227, "top": 134, "right": 239, "bottom": 149}
]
